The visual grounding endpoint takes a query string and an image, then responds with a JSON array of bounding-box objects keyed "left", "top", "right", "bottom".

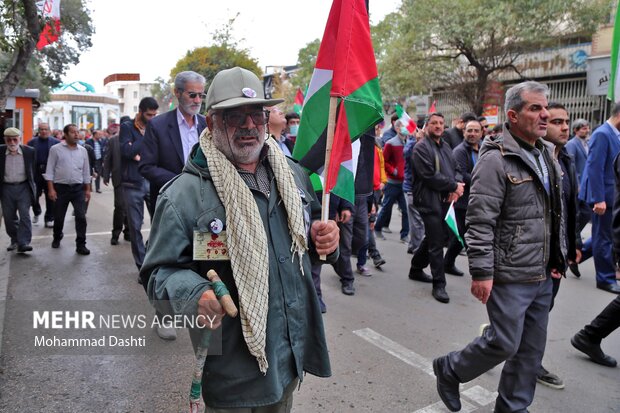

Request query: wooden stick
[
  {"left": 320, "top": 96, "right": 339, "bottom": 260},
  {"left": 206, "top": 270, "right": 238, "bottom": 318}
]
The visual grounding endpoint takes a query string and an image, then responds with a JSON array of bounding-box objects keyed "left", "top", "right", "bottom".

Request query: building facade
[{"left": 103, "top": 73, "right": 156, "bottom": 118}]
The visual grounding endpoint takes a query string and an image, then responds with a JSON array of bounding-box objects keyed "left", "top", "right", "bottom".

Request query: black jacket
[
  {"left": 102, "top": 134, "right": 122, "bottom": 188},
  {"left": 442, "top": 127, "right": 463, "bottom": 149},
  {"left": 0, "top": 144, "right": 37, "bottom": 204},
  {"left": 452, "top": 140, "right": 478, "bottom": 210},
  {"left": 120, "top": 121, "right": 147, "bottom": 187},
  {"left": 411, "top": 136, "right": 461, "bottom": 215},
  {"left": 558, "top": 147, "right": 579, "bottom": 260}
]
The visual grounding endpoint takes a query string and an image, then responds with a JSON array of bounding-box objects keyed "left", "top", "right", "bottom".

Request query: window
[
  {"left": 133, "top": 91, "right": 138, "bottom": 99},
  {"left": 72, "top": 106, "right": 101, "bottom": 130}
]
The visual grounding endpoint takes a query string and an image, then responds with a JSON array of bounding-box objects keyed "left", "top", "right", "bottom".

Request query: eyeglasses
[
  {"left": 180, "top": 89, "right": 207, "bottom": 99},
  {"left": 220, "top": 110, "right": 270, "bottom": 127}
]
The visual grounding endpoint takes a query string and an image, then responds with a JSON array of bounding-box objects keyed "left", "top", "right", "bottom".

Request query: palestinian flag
[
  {"left": 293, "top": 88, "right": 305, "bottom": 115},
  {"left": 609, "top": 3, "right": 620, "bottom": 102},
  {"left": 292, "top": 0, "right": 383, "bottom": 203},
  {"left": 445, "top": 202, "right": 464, "bottom": 247},
  {"left": 395, "top": 104, "right": 416, "bottom": 134}
]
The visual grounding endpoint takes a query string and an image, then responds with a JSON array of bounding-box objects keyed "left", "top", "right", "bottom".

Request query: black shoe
[
  {"left": 568, "top": 262, "right": 581, "bottom": 278},
  {"left": 51, "top": 239, "right": 61, "bottom": 248},
  {"left": 445, "top": 265, "right": 464, "bottom": 276},
  {"left": 408, "top": 269, "right": 432, "bottom": 283},
  {"left": 96, "top": 190, "right": 102, "bottom": 193},
  {"left": 536, "top": 365, "right": 564, "bottom": 389},
  {"left": 432, "top": 357, "right": 461, "bottom": 412},
  {"left": 123, "top": 232, "right": 131, "bottom": 241},
  {"left": 341, "top": 284, "right": 355, "bottom": 296},
  {"left": 407, "top": 247, "right": 414, "bottom": 254},
  {"left": 596, "top": 282, "right": 620, "bottom": 294},
  {"left": 372, "top": 256, "right": 386, "bottom": 268},
  {"left": 432, "top": 287, "right": 450, "bottom": 303},
  {"left": 76, "top": 245, "right": 91, "bottom": 255},
  {"left": 17, "top": 245, "right": 33, "bottom": 253},
  {"left": 6, "top": 242, "right": 17, "bottom": 251},
  {"left": 110, "top": 237, "right": 119, "bottom": 245},
  {"left": 571, "top": 331, "right": 617, "bottom": 367}
]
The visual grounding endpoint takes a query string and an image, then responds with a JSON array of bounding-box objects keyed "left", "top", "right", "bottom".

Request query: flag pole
[{"left": 320, "top": 96, "right": 339, "bottom": 259}]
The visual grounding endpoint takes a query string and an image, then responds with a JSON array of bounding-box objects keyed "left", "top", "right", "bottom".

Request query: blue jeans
[
  {"left": 122, "top": 181, "right": 149, "bottom": 268},
  {"left": 591, "top": 209, "right": 616, "bottom": 285},
  {"left": 375, "top": 182, "right": 408, "bottom": 239}
]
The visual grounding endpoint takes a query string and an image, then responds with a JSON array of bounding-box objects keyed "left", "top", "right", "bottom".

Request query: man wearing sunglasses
[
  {"left": 142, "top": 66, "right": 339, "bottom": 412},
  {"left": 139, "top": 70, "right": 207, "bottom": 216}
]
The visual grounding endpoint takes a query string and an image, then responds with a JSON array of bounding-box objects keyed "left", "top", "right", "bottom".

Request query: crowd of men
[{"left": 1, "top": 71, "right": 620, "bottom": 412}]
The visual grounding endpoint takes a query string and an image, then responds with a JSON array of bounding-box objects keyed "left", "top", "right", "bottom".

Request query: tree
[
  {"left": 169, "top": 45, "right": 262, "bottom": 91},
  {"left": 167, "top": 14, "right": 261, "bottom": 93},
  {"left": 290, "top": 39, "right": 320, "bottom": 93},
  {"left": 0, "top": 0, "right": 93, "bottom": 110},
  {"left": 381, "top": 0, "right": 612, "bottom": 114}
]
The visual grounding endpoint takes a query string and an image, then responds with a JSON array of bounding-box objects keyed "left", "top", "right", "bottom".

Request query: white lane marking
[
  {"left": 353, "top": 327, "right": 434, "bottom": 376},
  {"left": 354, "top": 328, "right": 497, "bottom": 412},
  {"left": 31, "top": 229, "right": 150, "bottom": 241},
  {"left": 462, "top": 385, "right": 497, "bottom": 406},
  {"left": 413, "top": 400, "right": 477, "bottom": 413}
]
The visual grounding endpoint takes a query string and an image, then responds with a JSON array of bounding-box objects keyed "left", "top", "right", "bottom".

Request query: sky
[{"left": 63, "top": 0, "right": 401, "bottom": 91}]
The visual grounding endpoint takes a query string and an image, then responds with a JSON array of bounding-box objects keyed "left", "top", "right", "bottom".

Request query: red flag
[
  {"left": 36, "top": 0, "right": 62, "bottom": 50},
  {"left": 429, "top": 100, "right": 437, "bottom": 114}
]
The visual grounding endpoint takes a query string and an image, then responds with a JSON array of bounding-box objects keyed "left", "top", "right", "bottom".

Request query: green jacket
[{"left": 142, "top": 144, "right": 333, "bottom": 408}]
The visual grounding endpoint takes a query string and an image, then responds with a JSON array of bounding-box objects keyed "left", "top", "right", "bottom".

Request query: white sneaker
[
  {"left": 156, "top": 325, "right": 177, "bottom": 340},
  {"left": 32, "top": 215, "right": 39, "bottom": 224}
]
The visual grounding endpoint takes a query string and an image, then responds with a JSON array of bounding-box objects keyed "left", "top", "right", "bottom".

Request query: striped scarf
[{"left": 199, "top": 129, "right": 307, "bottom": 374}]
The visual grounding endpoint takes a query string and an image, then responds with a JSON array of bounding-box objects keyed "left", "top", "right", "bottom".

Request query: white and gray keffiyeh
[{"left": 199, "top": 129, "right": 308, "bottom": 374}]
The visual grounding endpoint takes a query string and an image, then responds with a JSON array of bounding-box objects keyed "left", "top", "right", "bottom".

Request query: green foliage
[
  {"left": 151, "top": 77, "right": 174, "bottom": 111},
  {"left": 291, "top": 39, "right": 320, "bottom": 92},
  {"left": 377, "top": 0, "right": 613, "bottom": 113},
  {"left": 170, "top": 45, "right": 262, "bottom": 91},
  {"left": 0, "top": 0, "right": 93, "bottom": 101},
  {"left": 167, "top": 13, "right": 261, "bottom": 93}
]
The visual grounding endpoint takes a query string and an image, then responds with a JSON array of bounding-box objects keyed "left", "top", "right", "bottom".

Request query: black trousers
[
  {"left": 410, "top": 207, "right": 448, "bottom": 289},
  {"left": 333, "top": 196, "right": 368, "bottom": 286},
  {"left": 443, "top": 207, "right": 467, "bottom": 268},
  {"left": 582, "top": 295, "right": 620, "bottom": 342},
  {"left": 53, "top": 183, "right": 87, "bottom": 246},
  {"left": 112, "top": 185, "right": 129, "bottom": 239},
  {"left": 33, "top": 174, "right": 55, "bottom": 222},
  {"left": 94, "top": 159, "right": 103, "bottom": 191}
]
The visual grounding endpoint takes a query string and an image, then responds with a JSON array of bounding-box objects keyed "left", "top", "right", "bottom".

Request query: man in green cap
[{"left": 142, "top": 67, "right": 339, "bottom": 412}]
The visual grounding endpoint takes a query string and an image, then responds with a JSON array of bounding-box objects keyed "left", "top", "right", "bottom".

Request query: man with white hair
[
  {"left": 0, "top": 128, "right": 36, "bottom": 252},
  {"left": 143, "top": 67, "right": 339, "bottom": 411}
]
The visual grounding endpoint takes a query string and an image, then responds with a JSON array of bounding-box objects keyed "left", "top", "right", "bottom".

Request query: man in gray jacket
[{"left": 432, "top": 81, "right": 566, "bottom": 413}]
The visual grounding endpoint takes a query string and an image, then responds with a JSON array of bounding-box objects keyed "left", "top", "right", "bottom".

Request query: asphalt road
[{"left": 0, "top": 186, "right": 618, "bottom": 412}]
